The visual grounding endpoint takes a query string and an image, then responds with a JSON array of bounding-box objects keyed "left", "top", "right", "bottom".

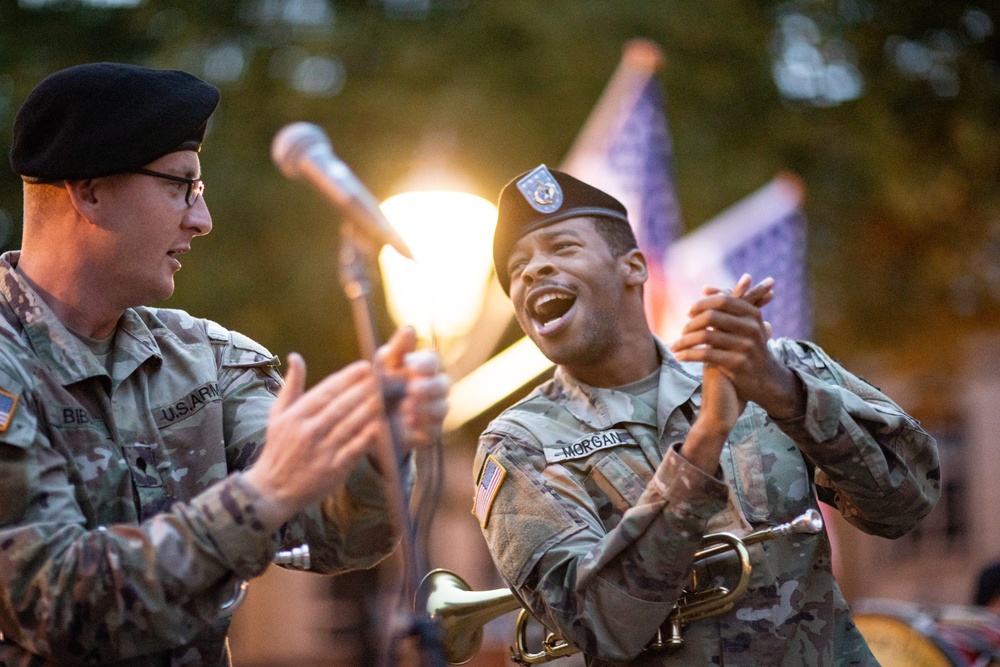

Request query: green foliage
[{"left": 1, "top": 0, "right": 998, "bottom": 383}]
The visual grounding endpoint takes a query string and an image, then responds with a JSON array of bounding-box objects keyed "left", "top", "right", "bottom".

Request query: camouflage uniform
[
  {"left": 0, "top": 252, "right": 400, "bottom": 666},
  {"left": 475, "top": 337, "right": 939, "bottom": 666}
]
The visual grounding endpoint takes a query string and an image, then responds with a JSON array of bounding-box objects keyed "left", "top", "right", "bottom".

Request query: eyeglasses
[{"left": 131, "top": 167, "right": 205, "bottom": 207}]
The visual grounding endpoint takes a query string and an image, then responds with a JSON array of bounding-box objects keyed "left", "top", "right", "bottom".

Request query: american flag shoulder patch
[
  {"left": 0, "top": 388, "right": 18, "bottom": 433},
  {"left": 472, "top": 455, "right": 507, "bottom": 529}
]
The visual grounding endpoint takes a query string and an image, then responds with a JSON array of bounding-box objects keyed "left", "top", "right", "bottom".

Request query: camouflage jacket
[
  {"left": 474, "top": 337, "right": 939, "bottom": 666},
  {"left": 0, "top": 252, "right": 401, "bottom": 666}
]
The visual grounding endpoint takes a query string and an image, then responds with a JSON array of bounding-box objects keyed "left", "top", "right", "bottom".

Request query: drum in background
[{"left": 853, "top": 598, "right": 1000, "bottom": 667}]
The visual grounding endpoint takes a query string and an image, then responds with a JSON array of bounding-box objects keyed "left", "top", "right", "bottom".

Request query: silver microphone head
[
  {"left": 270, "top": 122, "right": 413, "bottom": 259},
  {"left": 271, "top": 121, "right": 330, "bottom": 179}
]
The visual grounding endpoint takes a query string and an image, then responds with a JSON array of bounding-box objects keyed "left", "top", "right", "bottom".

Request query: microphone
[{"left": 271, "top": 122, "right": 413, "bottom": 259}]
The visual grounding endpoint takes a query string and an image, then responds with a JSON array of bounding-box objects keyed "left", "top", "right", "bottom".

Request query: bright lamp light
[{"left": 378, "top": 191, "right": 498, "bottom": 341}]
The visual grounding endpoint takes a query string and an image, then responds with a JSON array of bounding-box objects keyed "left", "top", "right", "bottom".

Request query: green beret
[
  {"left": 10, "top": 62, "right": 220, "bottom": 182},
  {"left": 493, "top": 164, "right": 629, "bottom": 294}
]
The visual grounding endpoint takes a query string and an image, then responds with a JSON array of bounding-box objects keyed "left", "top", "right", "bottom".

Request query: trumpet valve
[{"left": 274, "top": 544, "right": 311, "bottom": 570}]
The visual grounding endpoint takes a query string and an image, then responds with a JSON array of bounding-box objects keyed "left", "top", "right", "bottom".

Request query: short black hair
[{"left": 590, "top": 216, "right": 638, "bottom": 258}]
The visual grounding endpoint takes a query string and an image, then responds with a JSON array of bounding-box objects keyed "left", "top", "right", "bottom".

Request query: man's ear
[
  {"left": 622, "top": 248, "right": 648, "bottom": 287},
  {"left": 64, "top": 179, "right": 100, "bottom": 216}
]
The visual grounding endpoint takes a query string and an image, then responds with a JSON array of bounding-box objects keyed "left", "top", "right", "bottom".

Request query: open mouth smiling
[
  {"left": 167, "top": 247, "right": 189, "bottom": 267},
  {"left": 527, "top": 288, "right": 577, "bottom": 335}
]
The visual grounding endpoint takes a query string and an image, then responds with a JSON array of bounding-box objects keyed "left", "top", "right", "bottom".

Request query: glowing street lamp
[{"left": 378, "top": 190, "right": 498, "bottom": 353}]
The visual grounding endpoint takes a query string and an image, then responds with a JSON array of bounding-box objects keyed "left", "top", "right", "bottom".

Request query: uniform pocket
[
  {"left": 589, "top": 450, "right": 650, "bottom": 512},
  {"left": 723, "top": 407, "right": 770, "bottom": 523},
  {"left": 724, "top": 405, "right": 816, "bottom": 525}
]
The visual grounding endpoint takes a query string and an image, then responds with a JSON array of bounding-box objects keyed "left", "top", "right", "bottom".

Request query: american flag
[
  {"left": 473, "top": 455, "right": 506, "bottom": 528},
  {"left": 560, "top": 40, "right": 811, "bottom": 343},
  {"left": 0, "top": 389, "right": 17, "bottom": 432},
  {"left": 659, "top": 174, "right": 812, "bottom": 342},
  {"left": 560, "top": 39, "right": 681, "bottom": 328},
  {"left": 721, "top": 206, "right": 812, "bottom": 341}
]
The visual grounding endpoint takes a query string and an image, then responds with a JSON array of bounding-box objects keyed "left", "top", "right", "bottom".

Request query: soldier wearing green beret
[
  {"left": 474, "top": 164, "right": 939, "bottom": 665},
  {"left": 0, "top": 62, "right": 449, "bottom": 665}
]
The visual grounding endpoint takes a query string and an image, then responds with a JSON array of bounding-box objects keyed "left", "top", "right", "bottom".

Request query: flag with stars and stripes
[
  {"left": 560, "top": 38, "right": 681, "bottom": 330},
  {"left": 472, "top": 455, "right": 507, "bottom": 528},
  {"left": 658, "top": 173, "right": 813, "bottom": 342},
  {"left": 0, "top": 389, "right": 18, "bottom": 433}
]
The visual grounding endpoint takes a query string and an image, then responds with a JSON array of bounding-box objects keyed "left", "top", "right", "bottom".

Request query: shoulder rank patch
[
  {"left": 472, "top": 455, "right": 507, "bottom": 529},
  {"left": 0, "top": 388, "right": 18, "bottom": 433}
]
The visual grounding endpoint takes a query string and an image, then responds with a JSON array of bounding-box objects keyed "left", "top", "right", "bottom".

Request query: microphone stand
[{"left": 337, "top": 224, "right": 445, "bottom": 667}]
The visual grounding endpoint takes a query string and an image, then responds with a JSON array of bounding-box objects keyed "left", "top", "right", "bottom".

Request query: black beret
[
  {"left": 10, "top": 62, "right": 220, "bottom": 182},
  {"left": 493, "top": 164, "right": 630, "bottom": 294}
]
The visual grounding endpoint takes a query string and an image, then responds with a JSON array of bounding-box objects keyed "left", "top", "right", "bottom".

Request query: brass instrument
[
  {"left": 419, "top": 509, "right": 823, "bottom": 665},
  {"left": 417, "top": 569, "right": 523, "bottom": 664},
  {"left": 219, "top": 544, "right": 312, "bottom": 617}
]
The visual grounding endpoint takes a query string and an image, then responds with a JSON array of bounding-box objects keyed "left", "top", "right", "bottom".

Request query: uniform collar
[
  {"left": 0, "top": 251, "right": 162, "bottom": 386},
  {"left": 551, "top": 338, "right": 702, "bottom": 434}
]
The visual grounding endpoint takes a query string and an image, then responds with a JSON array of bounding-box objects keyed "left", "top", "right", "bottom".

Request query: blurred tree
[{"left": 0, "top": 0, "right": 997, "bottom": 389}]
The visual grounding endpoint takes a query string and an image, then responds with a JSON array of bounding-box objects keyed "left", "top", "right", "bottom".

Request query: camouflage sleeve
[
  {"left": 476, "top": 424, "right": 729, "bottom": 661},
  {"left": 212, "top": 325, "right": 402, "bottom": 573},
  {"left": 769, "top": 338, "right": 940, "bottom": 538},
  {"left": 0, "top": 364, "right": 275, "bottom": 663},
  {"left": 0, "top": 319, "right": 403, "bottom": 663}
]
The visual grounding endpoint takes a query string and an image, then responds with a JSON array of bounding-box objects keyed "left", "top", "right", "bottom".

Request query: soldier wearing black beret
[
  {"left": 473, "top": 164, "right": 938, "bottom": 665},
  {"left": 0, "top": 63, "right": 449, "bottom": 666},
  {"left": 9, "top": 62, "right": 220, "bottom": 182},
  {"left": 492, "top": 164, "right": 632, "bottom": 296}
]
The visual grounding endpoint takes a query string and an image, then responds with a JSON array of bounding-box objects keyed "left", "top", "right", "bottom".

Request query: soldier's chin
[{"left": 527, "top": 335, "right": 578, "bottom": 368}]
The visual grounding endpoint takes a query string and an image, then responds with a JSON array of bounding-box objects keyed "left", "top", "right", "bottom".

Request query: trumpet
[
  {"left": 418, "top": 509, "right": 823, "bottom": 665},
  {"left": 219, "top": 543, "right": 312, "bottom": 617}
]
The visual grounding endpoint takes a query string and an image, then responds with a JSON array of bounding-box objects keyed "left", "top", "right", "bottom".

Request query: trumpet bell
[{"left": 417, "top": 568, "right": 522, "bottom": 665}]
